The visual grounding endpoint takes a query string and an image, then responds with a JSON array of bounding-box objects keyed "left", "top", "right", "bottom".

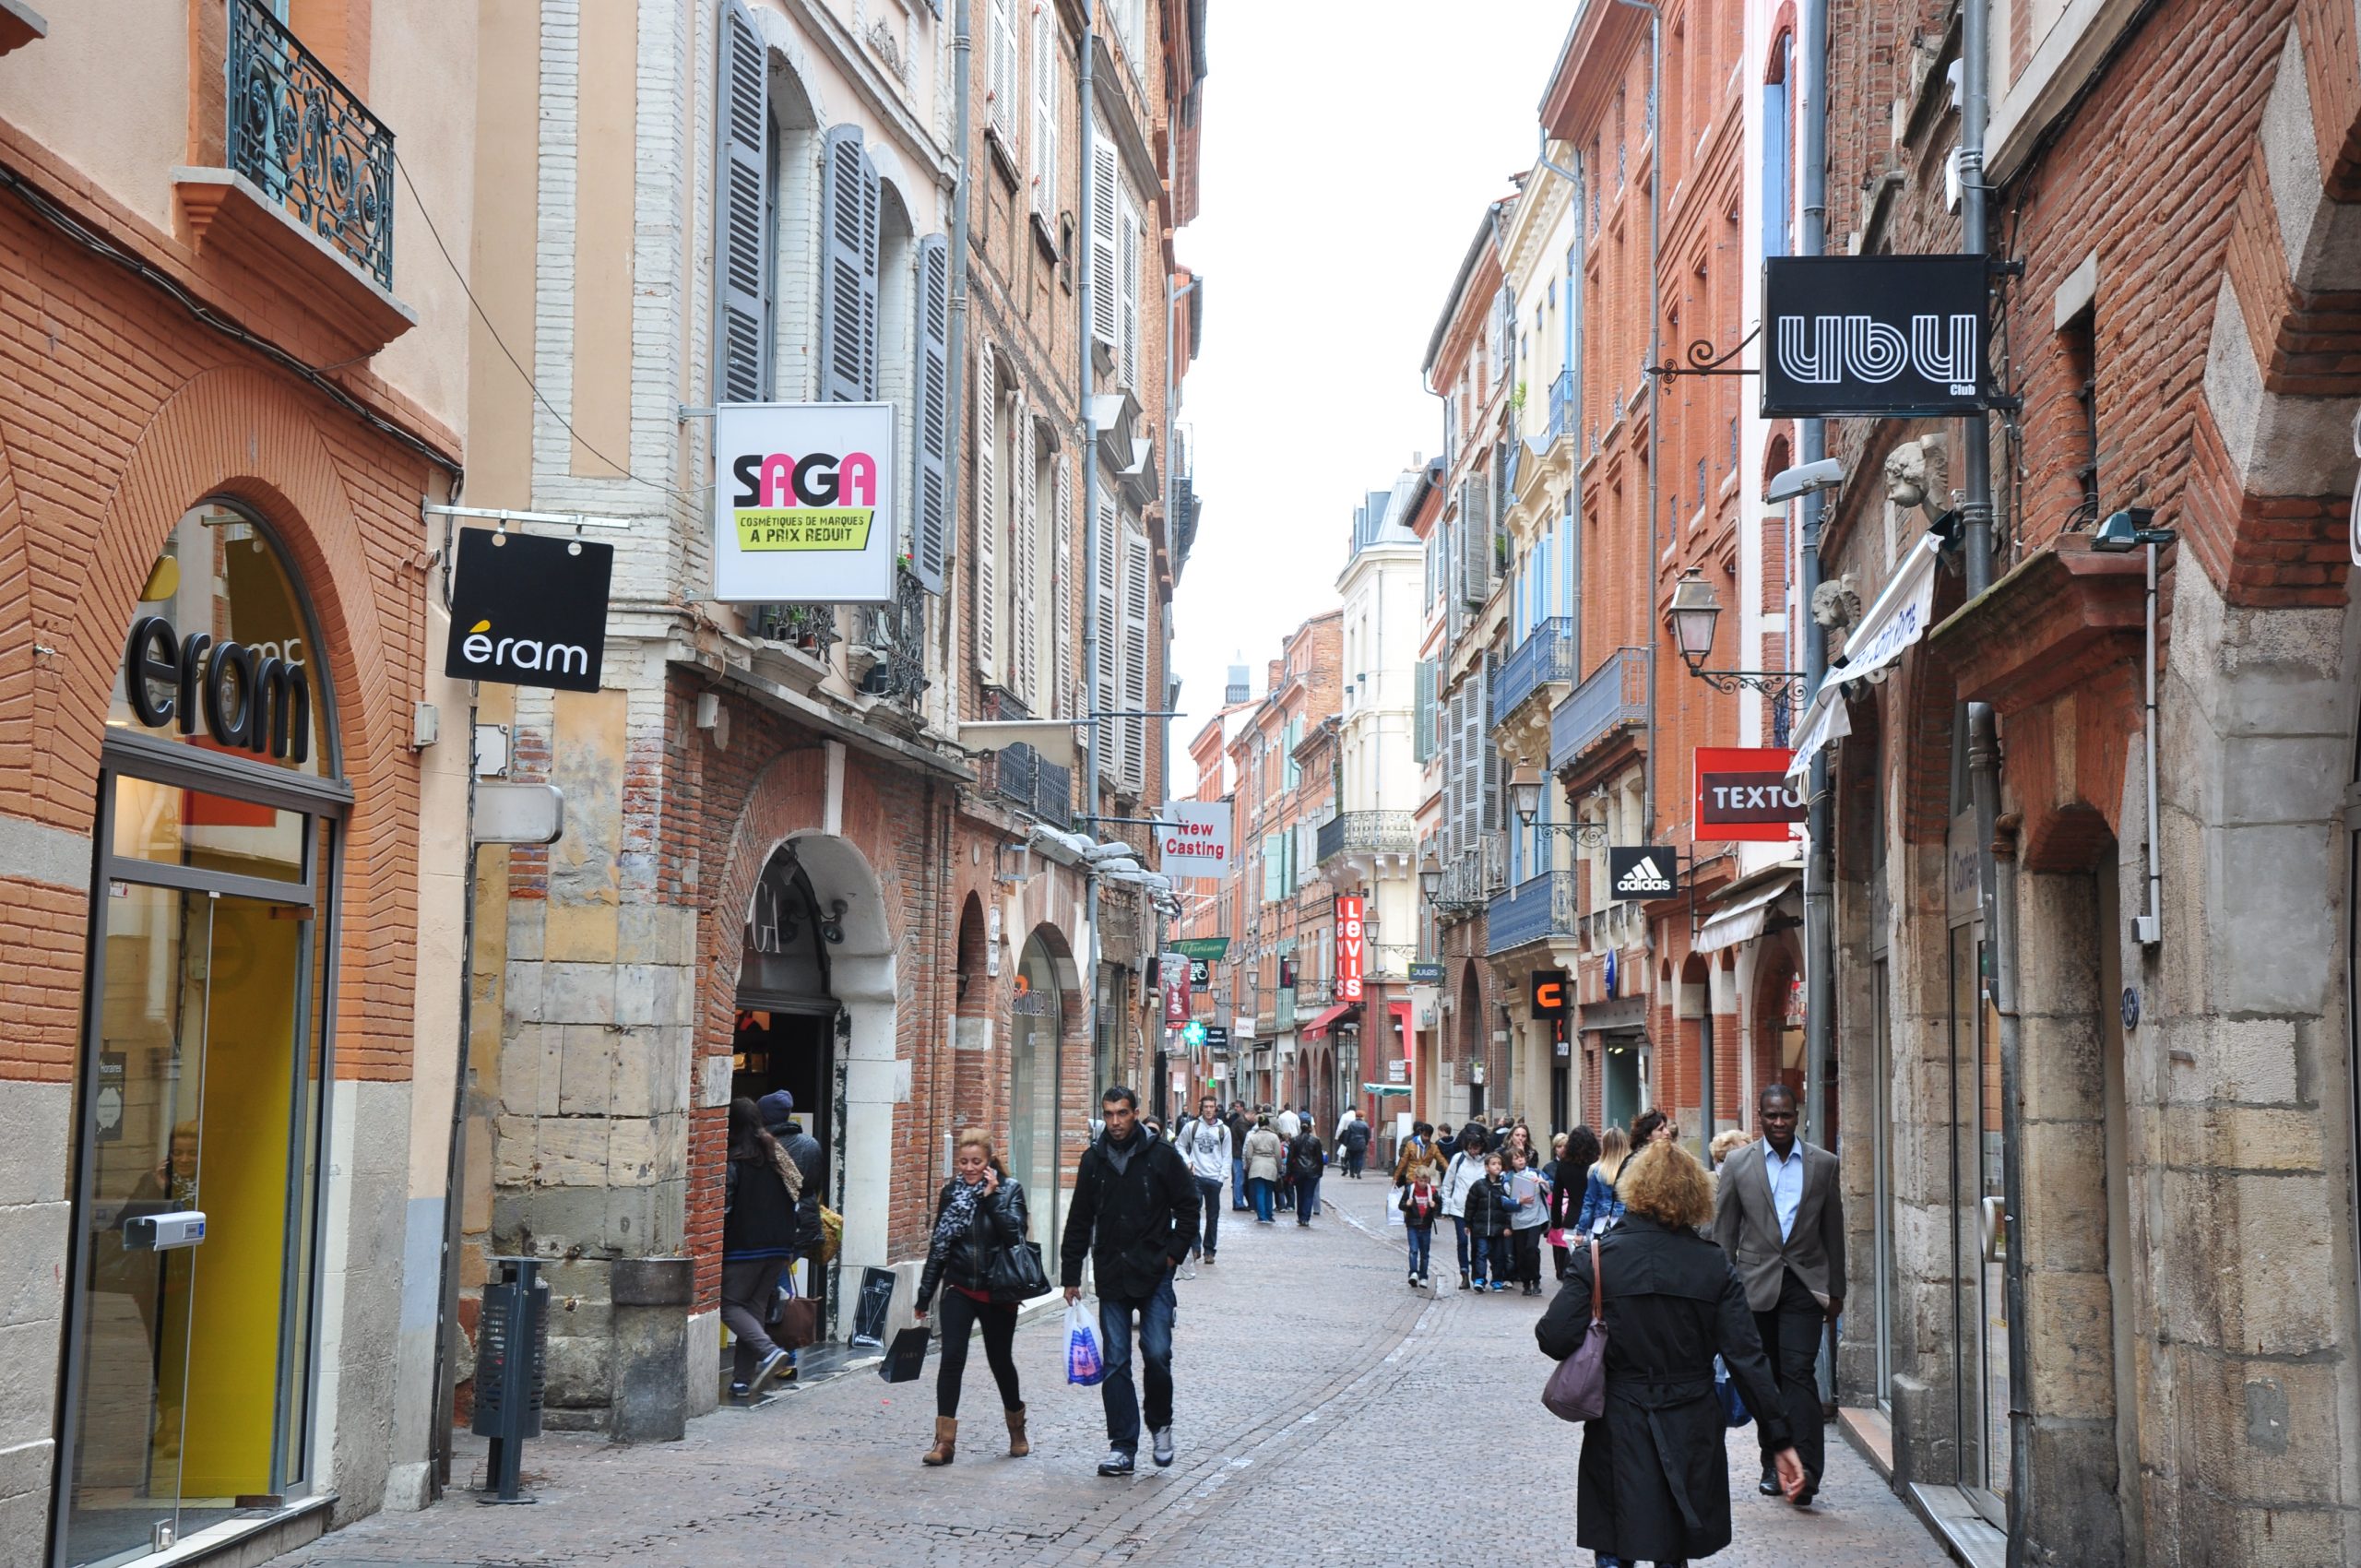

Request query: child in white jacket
[{"left": 1439, "top": 1130, "right": 1489, "bottom": 1290}]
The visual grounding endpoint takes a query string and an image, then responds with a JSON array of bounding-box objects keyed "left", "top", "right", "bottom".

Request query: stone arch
[{"left": 954, "top": 893, "right": 989, "bottom": 1018}]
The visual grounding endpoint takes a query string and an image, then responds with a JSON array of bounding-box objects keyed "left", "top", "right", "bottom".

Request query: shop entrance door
[
  {"left": 1948, "top": 921, "right": 2008, "bottom": 1526},
  {"left": 64, "top": 852, "right": 324, "bottom": 1567}
]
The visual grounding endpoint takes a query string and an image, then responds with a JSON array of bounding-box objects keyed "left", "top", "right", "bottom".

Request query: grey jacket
[{"left": 1710, "top": 1138, "right": 1846, "bottom": 1313}]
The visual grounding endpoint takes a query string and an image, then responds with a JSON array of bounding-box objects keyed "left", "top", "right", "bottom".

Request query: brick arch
[
  {"left": 65, "top": 364, "right": 423, "bottom": 1077},
  {"left": 954, "top": 892, "right": 989, "bottom": 1017}
]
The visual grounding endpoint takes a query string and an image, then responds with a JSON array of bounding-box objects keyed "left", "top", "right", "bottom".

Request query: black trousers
[
  {"left": 1510, "top": 1226, "right": 1543, "bottom": 1284},
  {"left": 1754, "top": 1265, "right": 1827, "bottom": 1484},
  {"left": 935, "top": 1289, "right": 1022, "bottom": 1419}
]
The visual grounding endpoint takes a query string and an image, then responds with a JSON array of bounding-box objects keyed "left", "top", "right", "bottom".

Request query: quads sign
[
  {"left": 444, "top": 528, "right": 613, "bottom": 694},
  {"left": 1761, "top": 255, "right": 1988, "bottom": 419},
  {"left": 713, "top": 401, "right": 898, "bottom": 605},
  {"left": 123, "top": 617, "right": 313, "bottom": 763}
]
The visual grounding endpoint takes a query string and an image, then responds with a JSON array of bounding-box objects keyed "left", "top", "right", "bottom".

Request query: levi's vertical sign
[
  {"left": 1695, "top": 745, "right": 1806, "bottom": 843},
  {"left": 712, "top": 402, "right": 898, "bottom": 605},
  {"left": 1761, "top": 255, "right": 1988, "bottom": 419},
  {"left": 445, "top": 528, "right": 612, "bottom": 694},
  {"left": 1335, "top": 896, "right": 1366, "bottom": 1003}
]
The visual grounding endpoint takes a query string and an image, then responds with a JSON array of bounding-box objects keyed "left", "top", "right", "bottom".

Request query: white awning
[
  {"left": 1787, "top": 530, "right": 1944, "bottom": 778},
  {"left": 1694, "top": 874, "right": 1800, "bottom": 954}
]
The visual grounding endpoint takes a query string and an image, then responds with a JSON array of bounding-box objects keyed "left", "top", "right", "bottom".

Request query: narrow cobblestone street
[{"left": 291, "top": 1178, "right": 1947, "bottom": 1568}]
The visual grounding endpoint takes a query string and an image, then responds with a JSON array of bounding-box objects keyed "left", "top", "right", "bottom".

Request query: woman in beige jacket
[{"left": 1242, "top": 1117, "right": 1284, "bottom": 1225}]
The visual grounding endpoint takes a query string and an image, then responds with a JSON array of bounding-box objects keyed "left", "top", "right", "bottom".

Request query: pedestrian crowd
[{"left": 730, "top": 1077, "right": 1845, "bottom": 1568}]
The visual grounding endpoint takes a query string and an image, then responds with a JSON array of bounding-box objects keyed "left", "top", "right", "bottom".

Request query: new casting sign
[
  {"left": 713, "top": 402, "right": 898, "bottom": 606},
  {"left": 445, "top": 528, "right": 612, "bottom": 694},
  {"left": 1761, "top": 255, "right": 1989, "bottom": 419}
]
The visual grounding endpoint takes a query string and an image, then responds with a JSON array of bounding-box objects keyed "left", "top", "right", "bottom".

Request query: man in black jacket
[{"left": 1062, "top": 1086, "right": 1200, "bottom": 1476}]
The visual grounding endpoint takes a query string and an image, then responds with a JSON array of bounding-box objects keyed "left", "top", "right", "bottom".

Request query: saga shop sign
[{"left": 712, "top": 402, "right": 898, "bottom": 606}]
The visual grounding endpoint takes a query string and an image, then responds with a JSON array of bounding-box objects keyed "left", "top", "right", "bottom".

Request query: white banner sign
[
  {"left": 712, "top": 401, "right": 898, "bottom": 606},
  {"left": 1159, "top": 801, "right": 1231, "bottom": 879}
]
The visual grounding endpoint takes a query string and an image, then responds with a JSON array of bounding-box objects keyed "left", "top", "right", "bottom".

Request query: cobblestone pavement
[{"left": 291, "top": 1178, "right": 1952, "bottom": 1568}]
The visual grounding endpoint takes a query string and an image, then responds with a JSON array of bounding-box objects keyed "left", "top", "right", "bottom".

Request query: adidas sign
[{"left": 1608, "top": 845, "right": 1679, "bottom": 900}]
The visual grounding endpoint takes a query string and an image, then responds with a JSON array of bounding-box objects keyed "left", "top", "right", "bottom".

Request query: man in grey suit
[{"left": 1713, "top": 1081, "right": 1845, "bottom": 1505}]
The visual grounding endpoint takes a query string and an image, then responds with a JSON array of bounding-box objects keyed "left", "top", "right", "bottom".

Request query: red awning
[{"left": 1300, "top": 1002, "right": 1358, "bottom": 1039}]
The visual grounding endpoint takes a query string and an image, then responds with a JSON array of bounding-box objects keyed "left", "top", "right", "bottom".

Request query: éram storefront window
[{"left": 61, "top": 502, "right": 345, "bottom": 1568}]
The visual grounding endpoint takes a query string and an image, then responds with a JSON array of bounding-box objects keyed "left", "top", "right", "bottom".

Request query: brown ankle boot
[
  {"left": 922, "top": 1415, "right": 957, "bottom": 1466},
  {"left": 1003, "top": 1404, "right": 1030, "bottom": 1457}
]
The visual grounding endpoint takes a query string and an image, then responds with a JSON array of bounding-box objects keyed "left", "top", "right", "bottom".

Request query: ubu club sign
[{"left": 1761, "top": 255, "right": 1990, "bottom": 419}]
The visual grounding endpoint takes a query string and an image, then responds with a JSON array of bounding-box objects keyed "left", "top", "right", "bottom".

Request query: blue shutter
[
  {"left": 715, "top": 0, "right": 769, "bottom": 402},
  {"left": 820, "top": 125, "right": 880, "bottom": 402}
]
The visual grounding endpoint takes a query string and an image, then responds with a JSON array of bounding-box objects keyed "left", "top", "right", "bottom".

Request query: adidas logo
[{"left": 1616, "top": 855, "right": 1672, "bottom": 893}]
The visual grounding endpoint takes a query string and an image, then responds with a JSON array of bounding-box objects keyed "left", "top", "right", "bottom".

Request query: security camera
[{"left": 1764, "top": 457, "right": 1845, "bottom": 506}]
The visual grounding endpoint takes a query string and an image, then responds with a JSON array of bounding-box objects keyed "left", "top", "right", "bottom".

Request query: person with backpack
[
  {"left": 1397, "top": 1162, "right": 1443, "bottom": 1287},
  {"left": 1440, "top": 1124, "right": 1489, "bottom": 1289},
  {"left": 721, "top": 1097, "right": 801, "bottom": 1398},
  {"left": 1060, "top": 1086, "right": 1200, "bottom": 1477},
  {"left": 1337, "top": 1111, "right": 1371, "bottom": 1179},
  {"left": 1465, "top": 1150, "right": 1516, "bottom": 1290},
  {"left": 1287, "top": 1121, "right": 1326, "bottom": 1226},
  {"left": 910, "top": 1129, "right": 1032, "bottom": 1466},
  {"left": 1392, "top": 1121, "right": 1438, "bottom": 1185},
  {"left": 1175, "top": 1094, "right": 1231, "bottom": 1271}
]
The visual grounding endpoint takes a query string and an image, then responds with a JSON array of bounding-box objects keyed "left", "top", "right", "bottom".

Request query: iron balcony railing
[
  {"left": 1552, "top": 647, "right": 1648, "bottom": 770},
  {"left": 227, "top": 0, "right": 395, "bottom": 288},
  {"left": 856, "top": 567, "right": 930, "bottom": 704},
  {"left": 1433, "top": 831, "right": 1508, "bottom": 913},
  {"left": 1547, "top": 370, "right": 1575, "bottom": 444},
  {"left": 1316, "top": 810, "right": 1415, "bottom": 866},
  {"left": 1492, "top": 616, "right": 1578, "bottom": 725},
  {"left": 1487, "top": 870, "right": 1580, "bottom": 956}
]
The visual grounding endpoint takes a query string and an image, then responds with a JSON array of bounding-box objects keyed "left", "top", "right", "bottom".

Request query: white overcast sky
[{"left": 1168, "top": 2, "right": 1575, "bottom": 794}]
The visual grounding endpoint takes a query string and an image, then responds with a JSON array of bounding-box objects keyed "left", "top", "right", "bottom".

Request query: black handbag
[
  {"left": 878, "top": 1324, "right": 930, "bottom": 1383},
  {"left": 986, "top": 1238, "right": 1050, "bottom": 1300}
]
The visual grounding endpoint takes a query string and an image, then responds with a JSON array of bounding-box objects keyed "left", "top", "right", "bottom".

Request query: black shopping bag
[{"left": 878, "top": 1324, "right": 930, "bottom": 1384}]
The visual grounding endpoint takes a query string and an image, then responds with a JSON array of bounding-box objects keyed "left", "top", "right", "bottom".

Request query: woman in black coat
[
  {"left": 1536, "top": 1141, "right": 1805, "bottom": 1564},
  {"left": 912, "top": 1129, "right": 1032, "bottom": 1466}
]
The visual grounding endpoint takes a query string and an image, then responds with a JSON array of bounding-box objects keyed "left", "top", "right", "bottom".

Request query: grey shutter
[
  {"left": 912, "top": 234, "right": 950, "bottom": 592},
  {"left": 1459, "top": 479, "right": 1491, "bottom": 607},
  {"left": 1052, "top": 455, "right": 1074, "bottom": 716},
  {"left": 1089, "top": 136, "right": 1119, "bottom": 348},
  {"left": 1477, "top": 659, "right": 1498, "bottom": 837},
  {"left": 716, "top": 0, "right": 769, "bottom": 402},
  {"left": 1460, "top": 677, "right": 1481, "bottom": 851},
  {"left": 1012, "top": 399, "right": 1039, "bottom": 705},
  {"left": 974, "top": 351, "right": 999, "bottom": 678},
  {"left": 1121, "top": 523, "right": 1150, "bottom": 789},
  {"left": 1118, "top": 191, "right": 1141, "bottom": 390},
  {"left": 1094, "top": 498, "right": 1119, "bottom": 766},
  {"left": 821, "top": 125, "right": 880, "bottom": 403},
  {"left": 1441, "top": 683, "right": 1462, "bottom": 861},
  {"left": 1031, "top": 8, "right": 1059, "bottom": 220}
]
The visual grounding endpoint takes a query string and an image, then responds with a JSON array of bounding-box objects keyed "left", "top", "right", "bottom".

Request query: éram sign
[
  {"left": 712, "top": 402, "right": 898, "bottom": 606},
  {"left": 1761, "top": 255, "right": 1989, "bottom": 419},
  {"left": 1335, "top": 895, "right": 1366, "bottom": 1003},
  {"left": 444, "top": 528, "right": 612, "bottom": 694}
]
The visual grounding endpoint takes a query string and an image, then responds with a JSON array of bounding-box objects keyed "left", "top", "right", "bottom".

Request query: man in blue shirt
[{"left": 1712, "top": 1082, "right": 1846, "bottom": 1506}]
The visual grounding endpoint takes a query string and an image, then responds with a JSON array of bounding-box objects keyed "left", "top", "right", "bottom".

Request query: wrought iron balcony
[
  {"left": 855, "top": 568, "right": 930, "bottom": 704},
  {"left": 993, "top": 741, "right": 1074, "bottom": 826},
  {"left": 227, "top": 0, "right": 395, "bottom": 288},
  {"left": 1551, "top": 647, "right": 1648, "bottom": 772},
  {"left": 1487, "top": 870, "right": 1580, "bottom": 956},
  {"left": 1547, "top": 370, "right": 1575, "bottom": 445},
  {"left": 1492, "top": 616, "right": 1578, "bottom": 726},
  {"left": 1316, "top": 810, "right": 1414, "bottom": 866},
  {"left": 751, "top": 603, "right": 841, "bottom": 658}
]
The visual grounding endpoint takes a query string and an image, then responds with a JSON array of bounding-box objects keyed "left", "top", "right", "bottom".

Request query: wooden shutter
[
  {"left": 716, "top": 0, "right": 769, "bottom": 402},
  {"left": 1460, "top": 477, "right": 1492, "bottom": 606},
  {"left": 974, "top": 350, "right": 1000, "bottom": 679},
  {"left": 1011, "top": 403, "right": 1039, "bottom": 706},
  {"left": 1118, "top": 190, "right": 1141, "bottom": 390},
  {"left": 1031, "top": 7, "right": 1058, "bottom": 220},
  {"left": 1052, "top": 455, "right": 1074, "bottom": 716},
  {"left": 1094, "top": 497, "right": 1119, "bottom": 770},
  {"left": 989, "top": 0, "right": 1017, "bottom": 142},
  {"left": 821, "top": 125, "right": 879, "bottom": 402},
  {"left": 1460, "top": 678, "right": 1481, "bottom": 851},
  {"left": 1089, "top": 135, "right": 1119, "bottom": 349},
  {"left": 1441, "top": 683, "right": 1461, "bottom": 861},
  {"left": 1121, "top": 522, "right": 1150, "bottom": 790},
  {"left": 912, "top": 235, "right": 950, "bottom": 592}
]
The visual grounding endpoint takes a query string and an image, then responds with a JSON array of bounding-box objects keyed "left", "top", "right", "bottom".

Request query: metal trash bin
[{"left": 471, "top": 1255, "right": 550, "bottom": 1503}]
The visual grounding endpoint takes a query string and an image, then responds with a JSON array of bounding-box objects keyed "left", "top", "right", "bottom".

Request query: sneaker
[
  {"left": 748, "top": 1347, "right": 790, "bottom": 1395},
  {"left": 1098, "top": 1447, "right": 1135, "bottom": 1477},
  {"left": 1492, "top": 1282, "right": 1510, "bottom": 1292},
  {"left": 1151, "top": 1426, "right": 1176, "bottom": 1467},
  {"left": 729, "top": 1381, "right": 751, "bottom": 1401}
]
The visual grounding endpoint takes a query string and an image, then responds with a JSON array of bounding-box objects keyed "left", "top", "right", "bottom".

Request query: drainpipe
[
  {"left": 1072, "top": 12, "right": 1098, "bottom": 1266},
  {"left": 1796, "top": 0, "right": 1833, "bottom": 1162},
  {"left": 1614, "top": 0, "right": 1663, "bottom": 849},
  {"left": 946, "top": 0, "right": 972, "bottom": 710}
]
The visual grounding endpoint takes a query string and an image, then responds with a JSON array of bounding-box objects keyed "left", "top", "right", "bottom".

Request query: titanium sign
[
  {"left": 1335, "top": 895, "right": 1366, "bottom": 1003},
  {"left": 712, "top": 402, "right": 898, "bottom": 606},
  {"left": 1761, "top": 255, "right": 1989, "bottom": 419},
  {"left": 1696, "top": 745, "right": 1806, "bottom": 843},
  {"left": 444, "top": 528, "right": 612, "bottom": 694},
  {"left": 1159, "top": 802, "right": 1231, "bottom": 880},
  {"left": 1608, "top": 846, "right": 1679, "bottom": 900}
]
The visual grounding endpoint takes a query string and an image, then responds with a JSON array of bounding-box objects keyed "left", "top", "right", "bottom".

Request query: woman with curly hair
[{"left": 1536, "top": 1141, "right": 1805, "bottom": 1565}]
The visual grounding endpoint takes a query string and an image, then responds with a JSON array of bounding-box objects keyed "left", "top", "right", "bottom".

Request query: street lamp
[
  {"left": 1663, "top": 567, "right": 1806, "bottom": 703},
  {"left": 1418, "top": 853, "right": 1444, "bottom": 903},
  {"left": 1509, "top": 762, "right": 1608, "bottom": 845}
]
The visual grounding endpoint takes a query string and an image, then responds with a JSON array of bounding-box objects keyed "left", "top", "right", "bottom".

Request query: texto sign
[
  {"left": 1335, "top": 895, "right": 1366, "bottom": 1003},
  {"left": 1761, "top": 255, "right": 1989, "bottom": 418},
  {"left": 1159, "top": 802, "right": 1231, "bottom": 879},
  {"left": 1696, "top": 746, "right": 1807, "bottom": 843}
]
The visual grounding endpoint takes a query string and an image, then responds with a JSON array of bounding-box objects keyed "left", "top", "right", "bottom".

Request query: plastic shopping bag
[
  {"left": 1064, "top": 1300, "right": 1107, "bottom": 1386},
  {"left": 1714, "top": 1355, "right": 1753, "bottom": 1428}
]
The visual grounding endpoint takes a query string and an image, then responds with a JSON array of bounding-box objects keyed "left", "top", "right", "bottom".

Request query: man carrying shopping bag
[{"left": 1061, "top": 1086, "right": 1200, "bottom": 1476}]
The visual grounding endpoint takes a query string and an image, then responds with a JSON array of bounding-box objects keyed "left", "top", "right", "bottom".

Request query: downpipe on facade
[
  {"left": 945, "top": 0, "right": 972, "bottom": 694},
  {"left": 1073, "top": 18, "right": 1099, "bottom": 1264},
  {"left": 1797, "top": 0, "right": 1833, "bottom": 1166}
]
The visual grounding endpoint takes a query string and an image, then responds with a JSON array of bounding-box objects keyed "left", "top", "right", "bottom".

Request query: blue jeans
[
  {"left": 1231, "top": 1156, "right": 1249, "bottom": 1208},
  {"left": 1294, "top": 1174, "right": 1319, "bottom": 1224},
  {"left": 1249, "top": 1176, "right": 1275, "bottom": 1222},
  {"left": 1192, "top": 1177, "right": 1222, "bottom": 1258},
  {"left": 1097, "top": 1276, "right": 1177, "bottom": 1452},
  {"left": 1449, "top": 1216, "right": 1471, "bottom": 1277},
  {"left": 1471, "top": 1234, "right": 1498, "bottom": 1285},
  {"left": 1406, "top": 1226, "right": 1432, "bottom": 1277}
]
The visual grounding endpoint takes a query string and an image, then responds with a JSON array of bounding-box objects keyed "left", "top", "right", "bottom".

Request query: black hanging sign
[
  {"left": 444, "top": 529, "right": 613, "bottom": 693},
  {"left": 1761, "top": 255, "right": 1989, "bottom": 418},
  {"left": 1608, "top": 846, "right": 1680, "bottom": 901}
]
